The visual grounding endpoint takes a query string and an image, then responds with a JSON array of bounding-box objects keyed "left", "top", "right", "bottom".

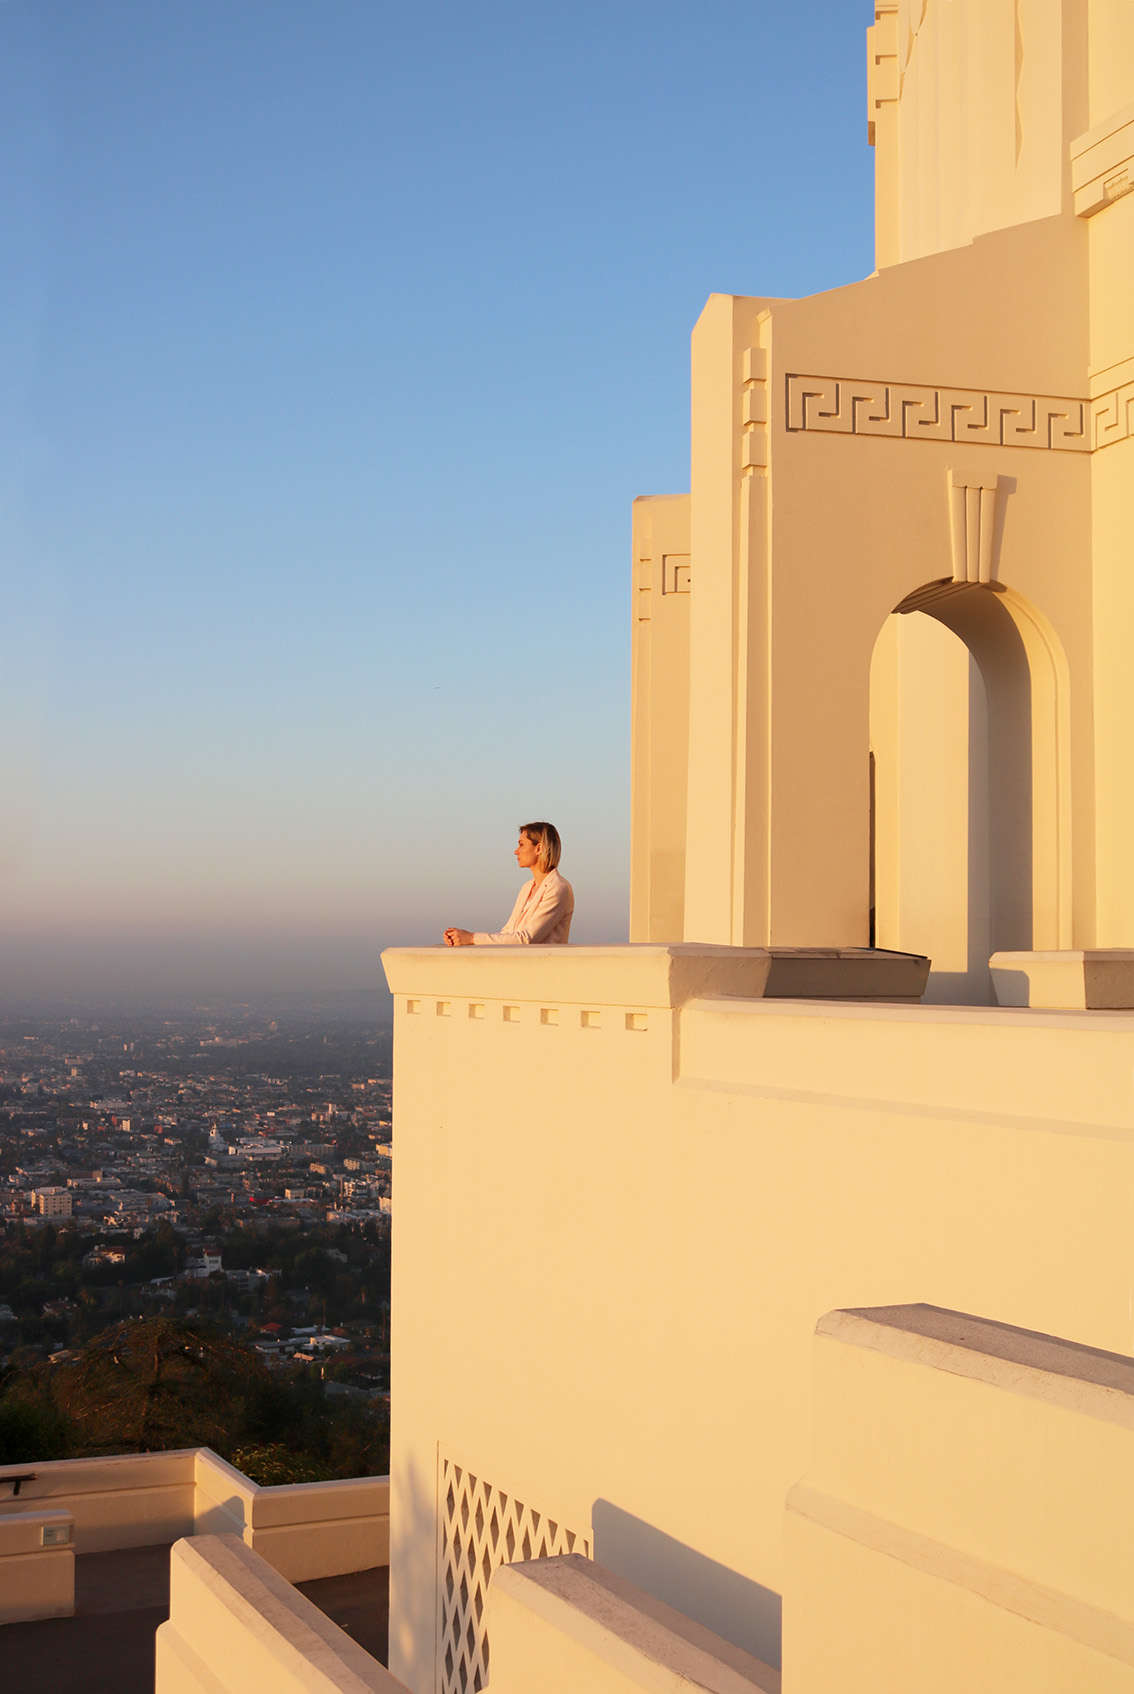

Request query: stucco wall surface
[
  {"left": 156, "top": 1534, "right": 405, "bottom": 1694},
  {"left": 783, "top": 1304, "right": 1134, "bottom": 1692},
  {"left": 0, "top": 1509, "right": 74, "bottom": 1623},
  {"left": 0, "top": 1450, "right": 389, "bottom": 1585},
  {"left": 0, "top": 1450, "right": 197, "bottom": 1554},
  {"left": 487, "top": 1556, "right": 780, "bottom": 1694},
  {"left": 672, "top": 212, "right": 1097, "bottom": 962},
  {"left": 383, "top": 946, "right": 1134, "bottom": 1691},
  {"left": 194, "top": 1450, "right": 390, "bottom": 1583}
]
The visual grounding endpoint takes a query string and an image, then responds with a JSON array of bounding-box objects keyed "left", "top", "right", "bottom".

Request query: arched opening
[{"left": 869, "top": 580, "right": 1069, "bottom": 1004}]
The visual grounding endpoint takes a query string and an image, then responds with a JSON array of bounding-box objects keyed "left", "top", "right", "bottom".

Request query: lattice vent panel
[{"left": 437, "top": 1450, "right": 591, "bottom": 1694}]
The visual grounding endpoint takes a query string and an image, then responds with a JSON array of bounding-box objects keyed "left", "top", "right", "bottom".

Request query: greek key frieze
[
  {"left": 786, "top": 374, "right": 1090, "bottom": 452},
  {"left": 1090, "top": 382, "right": 1134, "bottom": 450}
]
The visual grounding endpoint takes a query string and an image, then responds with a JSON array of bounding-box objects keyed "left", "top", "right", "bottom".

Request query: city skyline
[{"left": 0, "top": 1, "right": 875, "bottom": 999}]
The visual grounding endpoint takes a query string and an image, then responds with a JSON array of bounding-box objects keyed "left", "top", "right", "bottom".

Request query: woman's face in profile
[{"left": 514, "top": 832, "right": 539, "bottom": 871}]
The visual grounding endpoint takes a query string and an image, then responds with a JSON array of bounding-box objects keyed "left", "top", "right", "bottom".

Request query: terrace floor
[{"left": 0, "top": 1542, "right": 390, "bottom": 1693}]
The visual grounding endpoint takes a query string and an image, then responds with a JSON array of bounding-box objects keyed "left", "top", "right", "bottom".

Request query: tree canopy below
[{"left": 0, "top": 1315, "right": 387, "bottom": 1484}]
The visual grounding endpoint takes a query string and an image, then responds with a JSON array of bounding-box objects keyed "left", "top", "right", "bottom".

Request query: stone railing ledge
[
  {"left": 156, "top": 1534, "right": 406, "bottom": 1693},
  {"left": 991, "top": 949, "right": 1134, "bottom": 1009},
  {"left": 381, "top": 943, "right": 929, "bottom": 1008},
  {"left": 488, "top": 1553, "right": 781, "bottom": 1694}
]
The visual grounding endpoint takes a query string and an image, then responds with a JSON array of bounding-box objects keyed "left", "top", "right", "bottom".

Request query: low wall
[
  {"left": 194, "top": 1450, "right": 390, "bottom": 1582},
  {"left": 156, "top": 1534, "right": 406, "bottom": 1694},
  {"left": 0, "top": 1449, "right": 389, "bottom": 1594},
  {"left": 784, "top": 1304, "right": 1134, "bottom": 1693},
  {"left": 487, "top": 1555, "right": 780, "bottom": 1694},
  {"left": 382, "top": 943, "right": 1134, "bottom": 1688},
  {"left": 0, "top": 1450, "right": 197, "bottom": 1554},
  {"left": 0, "top": 1508, "right": 74, "bottom": 1624}
]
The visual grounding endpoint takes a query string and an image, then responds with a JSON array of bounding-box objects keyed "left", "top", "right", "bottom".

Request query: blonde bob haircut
[{"left": 520, "top": 821, "right": 562, "bottom": 873}]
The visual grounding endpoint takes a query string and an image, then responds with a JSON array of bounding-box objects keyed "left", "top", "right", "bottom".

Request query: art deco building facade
[
  {"left": 7, "top": 6, "right": 1134, "bottom": 1693},
  {"left": 383, "top": 4, "right": 1134, "bottom": 1689}
]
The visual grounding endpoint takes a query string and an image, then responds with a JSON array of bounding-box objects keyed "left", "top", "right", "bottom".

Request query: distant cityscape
[{"left": 0, "top": 1002, "right": 394, "bottom": 1397}]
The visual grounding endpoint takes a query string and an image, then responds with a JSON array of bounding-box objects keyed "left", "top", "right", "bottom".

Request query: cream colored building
[
  {"left": 632, "top": 0, "right": 1134, "bottom": 1011},
  {"left": 380, "top": 4, "right": 1134, "bottom": 1692},
  {"left": 10, "top": 7, "right": 1134, "bottom": 1693}
]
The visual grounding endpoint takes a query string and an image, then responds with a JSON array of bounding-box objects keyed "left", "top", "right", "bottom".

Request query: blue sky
[{"left": 0, "top": 0, "right": 875, "bottom": 1001}]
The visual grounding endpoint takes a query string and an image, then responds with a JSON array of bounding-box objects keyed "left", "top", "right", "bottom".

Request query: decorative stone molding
[
  {"left": 866, "top": 3, "right": 898, "bottom": 147},
  {"left": 437, "top": 1449, "right": 590, "bottom": 1694},
  {"left": 1091, "top": 382, "right": 1134, "bottom": 451},
  {"left": 662, "top": 554, "right": 690, "bottom": 594},
  {"left": 1071, "top": 102, "right": 1134, "bottom": 218},
  {"left": 990, "top": 950, "right": 1134, "bottom": 1010},
  {"left": 741, "top": 345, "right": 768, "bottom": 474},
  {"left": 635, "top": 508, "right": 652, "bottom": 622},
  {"left": 948, "top": 472, "right": 1000, "bottom": 585},
  {"left": 786, "top": 375, "right": 1089, "bottom": 452}
]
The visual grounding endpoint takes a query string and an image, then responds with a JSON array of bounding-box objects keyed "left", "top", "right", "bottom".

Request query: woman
[{"left": 444, "top": 821, "right": 573, "bottom": 946}]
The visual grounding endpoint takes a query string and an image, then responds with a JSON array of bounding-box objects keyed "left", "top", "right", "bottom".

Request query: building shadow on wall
[
  {"left": 591, "top": 1499, "right": 782, "bottom": 1670},
  {"left": 388, "top": 1454, "right": 439, "bottom": 1689}
]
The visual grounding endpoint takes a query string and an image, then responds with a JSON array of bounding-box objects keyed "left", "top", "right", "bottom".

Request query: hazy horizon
[{"left": 0, "top": 0, "right": 874, "bottom": 1003}]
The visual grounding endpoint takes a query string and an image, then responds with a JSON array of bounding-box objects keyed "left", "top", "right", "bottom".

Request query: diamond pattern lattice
[{"left": 436, "top": 1449, "right": 591, "bottom": 1694}]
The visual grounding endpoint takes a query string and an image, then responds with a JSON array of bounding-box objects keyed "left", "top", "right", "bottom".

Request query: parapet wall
[
  {"left": 383, "top": 944, "right": 1134, "bottom": 1690},
  {"left": 194, "top": 1449, "right": 390, "bottom": 1582},
  {"left": 0, "top": 1449, "right": 198, "bottom": 1554},
  {"left": 784, "top": 1304, "right": 1134, "bottom": 1693},
  {"left": 157, "top": 1534, "right": 405, "bottom": 1694},
  {"left": 0, "top": 1447, "right": 389, "bottom": 1622},
  {"left": 488, "top": 1555, "right": 780, "bottom": 1694}
]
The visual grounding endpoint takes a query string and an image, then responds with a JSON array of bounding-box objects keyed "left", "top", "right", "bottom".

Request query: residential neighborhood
[{"left": 0, "top": 1003, "right": 393, "bottom": 1402}]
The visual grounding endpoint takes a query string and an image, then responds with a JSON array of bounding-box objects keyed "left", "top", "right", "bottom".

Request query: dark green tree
[
  {"left": 43, "top": 1317, "right": 270, "bottom": 1455},
  {"left": 0, "top": 1394, "right": 72, "bottom": 1465}
]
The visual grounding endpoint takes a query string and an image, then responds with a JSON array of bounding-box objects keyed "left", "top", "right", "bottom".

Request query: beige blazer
[{"left": 473, "top": 869, "right": 574, "bottom": 945}]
